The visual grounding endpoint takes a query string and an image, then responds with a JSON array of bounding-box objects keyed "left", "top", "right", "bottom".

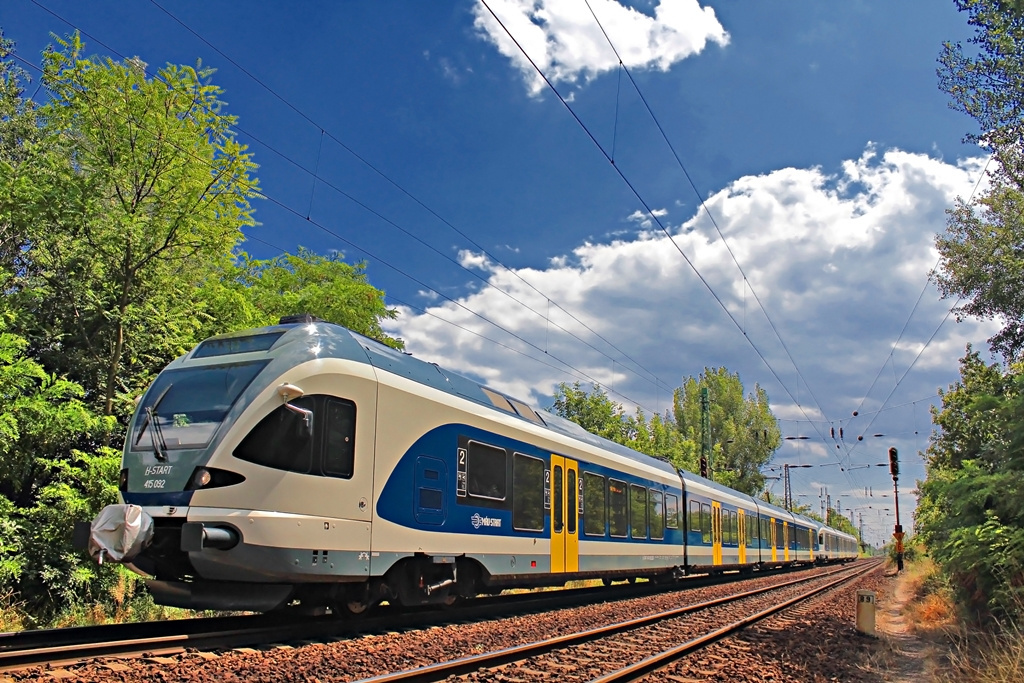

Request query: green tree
[
  {"left": 0, "top": 31, "right": 39, "bottom": 280},
  {"left": 673, "top": 367, "right": 780, "bottom": 495},
  {"left": 4, "top": 33, "right": 260, "bottom": 419},
  {"left": 917, "top": 350, "right": 1024, "bottom": 624},
  {"left": 0, "top": 301, "right": 122, "bottom": 621},
  {"left": 936, "top": 1, "right": 1024, "bottom": 360},
  {"left": 201, "top": 247, "right": 402, "bottom": 348},
  {"left": 939, "top": 0, "right": 1024, "bottom": 191}
]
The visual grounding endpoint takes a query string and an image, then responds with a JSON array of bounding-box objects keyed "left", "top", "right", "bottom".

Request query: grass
[
  {"left": 0, "top": 592, "right": 26, "bottom": 632},
  {"left": 881, "top": 554, "right": 1024, "bottom": 682}
]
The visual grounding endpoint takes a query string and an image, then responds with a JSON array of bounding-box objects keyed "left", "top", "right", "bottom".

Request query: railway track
[
  {"left": 349, "top": 560, "right": 882, "bottom": 683},
  {"left": 0, "top": 562, "right": 862, "bottom": 674}
]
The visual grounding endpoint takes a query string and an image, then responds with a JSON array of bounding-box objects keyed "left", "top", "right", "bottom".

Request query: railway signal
[{"left": 888, "top": 446, "right": 903, "bottom": 571}]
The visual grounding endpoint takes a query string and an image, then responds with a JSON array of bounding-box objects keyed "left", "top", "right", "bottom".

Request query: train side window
[
  {"left": 727, "top": 511, "right": 737, "bottom": 544},
  {"left": 512, "top": 453, "right": 544, "bottom": 531},
  {"left": 775, "top": 520, "right": 784, "bottom": 549},
  {"left": 761, "top": 518, "right": 770, "bottom": 545},
  {"left": 689, "top": 500, "right": 701, "bottom": 533},
  {"left": 322, "top": 398, "right": 356, "bottom": 478},
  {"left": 666, "top": 494, "right": 679, "bottom": 529},
  {"left": 583, "top": 472, "right": 606, "bottom": 535},
  {"left": 608, "top": 479, "right": 628, "bottom": 537},
  {"left": 630, "top": 485, "right": 647, "bottom": 539},
  {"left": 649, "top": 491, "right": 664, "bottom": 540},
  {"left": 235, "top": 397, "right": 315, "bottom": 474},
  {"left": 700, "top": 503, "right": 712, "bottom": 544},
  {"left": 553, "top": 465, "right": 563, "bottom": 533},
  {"left": 567, "top": 470, "right": 577, "bottom": 534},
  {"left": 746, "top": 512, "right": 756, "bottom": 544},
  {"left": 467, "top": 441, "right": 507, "bottom": 500}
]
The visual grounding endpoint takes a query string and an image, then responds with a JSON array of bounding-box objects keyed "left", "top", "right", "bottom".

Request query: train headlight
[
  {"left": 192, "top": 468, "right": 213, "bottom": 489},
  {"left": 186, "top": 467, "right": 245, "bottom": 491}
]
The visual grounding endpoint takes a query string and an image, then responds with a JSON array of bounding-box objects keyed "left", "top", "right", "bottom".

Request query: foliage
[
  {"left": 550, "top": 369, "right": 781, "bottom": 497},
  {"left": 673, "top": 367, "right": 780, "bottom": 496},
  {"left": 935, "top": 1, "right": 1024, "bottom": 361},
  {"left": 917, "top": 351, "right": 1024, "bottom": 624},
  {"left": 550, "top": 382, "right": 690, "bottom": 468},
  {"left": 201, "top": 247, "right": 403, "bottom": 348},
  {"left": 0, "top": 30, "right": 39, "bottom": 280},
  {"left": 3, "top": 32, "right": 260, "bottom": 419},
  {"left": 0, "top": 31, "right": 401, "bottom": 627},
  {"left": 939, "top": 0, "right": 1024, "bottom": 191}
]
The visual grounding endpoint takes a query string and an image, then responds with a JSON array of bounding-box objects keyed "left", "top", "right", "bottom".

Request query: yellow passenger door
[
  {"left": 711, "top": 501, "right": 722, "bottom": 565},
  {"left": 738, "top": 509, "right": 746, "bottom": 564},
  {"left": 550, "top": 455, "right": 579, "bottom": 573}
]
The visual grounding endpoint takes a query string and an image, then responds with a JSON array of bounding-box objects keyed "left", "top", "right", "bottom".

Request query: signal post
[{"left": 888, "top": 447, "right": 904, "bottom": 572}]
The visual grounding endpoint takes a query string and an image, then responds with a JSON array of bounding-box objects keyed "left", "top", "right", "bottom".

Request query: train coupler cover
[{"left": 85, "top": 504, "right": 155, "bottom": 565}]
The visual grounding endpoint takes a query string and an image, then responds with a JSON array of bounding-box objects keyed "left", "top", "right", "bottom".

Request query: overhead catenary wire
[
  {"left": 9, "top": 52, "right": 659, "bottom": 415},
  {"left": 580, "top": 0, "right": 836, "bottom": 453},
  {"left": 135, "top": 0, "right": 669, "bottom": 396},
  {"left": 478, "top": 0, "right": 856, "bottom": 483},
  {"left": 848, "top": 154, "right": 993, "bottom": 428},
  {"left": 24, "top": 0, "right": 673, "bottom": 406}
]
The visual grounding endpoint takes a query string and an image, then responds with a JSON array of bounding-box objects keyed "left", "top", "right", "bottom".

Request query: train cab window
[
  {"left": 689, "top": 500, "right": 701, "bottom": 533},
  {"left": 700, "top": 503, "right": 712, "bottom": 544},
  {"left": 512, "top": 453, "right": 544, "bottom": 531},
  {"left": 666, "top": 494, "right": 679, "bottom": 529},
  {"left": 467, "top": 441, "right": 507, "bottom": 500},
  {"left": 234, "top": 394, "right": 356, "bottom": 478},
  {"left": 583, "top": 472, "right": 606, "bottom": 535},
  {"left": 608, "top": 479, "right": 628, "bottom": 537},
  {"left": 630, "top": 485, "right": 647, "bottom": 539},
  {"left": 649, "top": 491, "right": 664, "bottom": 540}
]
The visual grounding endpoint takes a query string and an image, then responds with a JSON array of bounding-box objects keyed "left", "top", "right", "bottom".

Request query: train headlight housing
[
  {"left": 186, "top": 467, "right": 246, "bottom": 491},
  {"left": 118, "top": 468, "right": 129, "bottom": 491}
]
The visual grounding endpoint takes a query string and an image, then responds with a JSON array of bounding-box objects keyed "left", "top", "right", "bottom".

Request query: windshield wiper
[{"left": 134, "top": 384, "right": 173, "bottom": 461}]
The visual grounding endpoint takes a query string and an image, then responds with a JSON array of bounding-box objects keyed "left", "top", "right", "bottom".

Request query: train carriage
[{"left": 77, "top": 318, "right": 860, "bottom": 613}]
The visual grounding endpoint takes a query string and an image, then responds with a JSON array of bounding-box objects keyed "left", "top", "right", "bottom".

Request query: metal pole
[
  {"left": 700, "top": 387, "right": 711, "bottom": 480},
  {"left": 784, "top": 463, "right": 792, "bottom": 511}
]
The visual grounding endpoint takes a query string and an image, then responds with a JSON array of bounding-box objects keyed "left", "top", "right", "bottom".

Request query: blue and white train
[{"left": 78, "top": 317, "right": 858, "bottom": 613}]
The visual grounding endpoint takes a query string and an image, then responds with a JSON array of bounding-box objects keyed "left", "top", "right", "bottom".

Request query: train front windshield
[{"left": 130, "top": 361, "right": 268, "bottom": 451}]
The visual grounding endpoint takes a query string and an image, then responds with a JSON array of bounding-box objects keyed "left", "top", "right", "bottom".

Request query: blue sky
[{"left": 2, "top": 0, "right": 993, "bottom": 544}]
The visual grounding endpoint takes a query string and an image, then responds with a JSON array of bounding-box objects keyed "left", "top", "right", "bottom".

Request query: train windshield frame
[{"left": 130, "top": 360, "right": 269, "bottom": 451}]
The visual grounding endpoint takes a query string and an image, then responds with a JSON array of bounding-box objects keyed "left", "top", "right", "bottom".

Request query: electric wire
[
  {"left": 9, "top": 52, "right": 657, "bottom": 414},
  {"left": 140, "top": 0, "right": 668, "bottom": 394},
  {"left": 478, "top": 0, "right": 852, "bottom": 482},
  {"left": 25, "top": 0, "right": 670, "bottom": 400},
  {"left": 848, "top": 154, "right": 993, "bottom": 425},
  {"left": 581, "top": 0, "right": 836, "bottom": 454}
]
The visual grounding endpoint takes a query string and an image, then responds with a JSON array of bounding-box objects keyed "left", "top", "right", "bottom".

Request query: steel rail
[
  {"left": 590, "top": 560, "right": 882, "bottom": 683},
  {"left": 0, "top": 563, "right": 847, "bottom": 672},
  {"left": 349, "top": 561, "right": 878, "bottom": 683}
]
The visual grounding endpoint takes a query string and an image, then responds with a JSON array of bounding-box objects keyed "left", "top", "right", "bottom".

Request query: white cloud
[
  {"left": 383, "top": 147, "right": 996, "bottom": 508},
  {"left": 457, "top": 249, "right": 495, "bottom": 271},
  {"left": 473, "top": 0, "right": 729, "bottom": 95}
]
